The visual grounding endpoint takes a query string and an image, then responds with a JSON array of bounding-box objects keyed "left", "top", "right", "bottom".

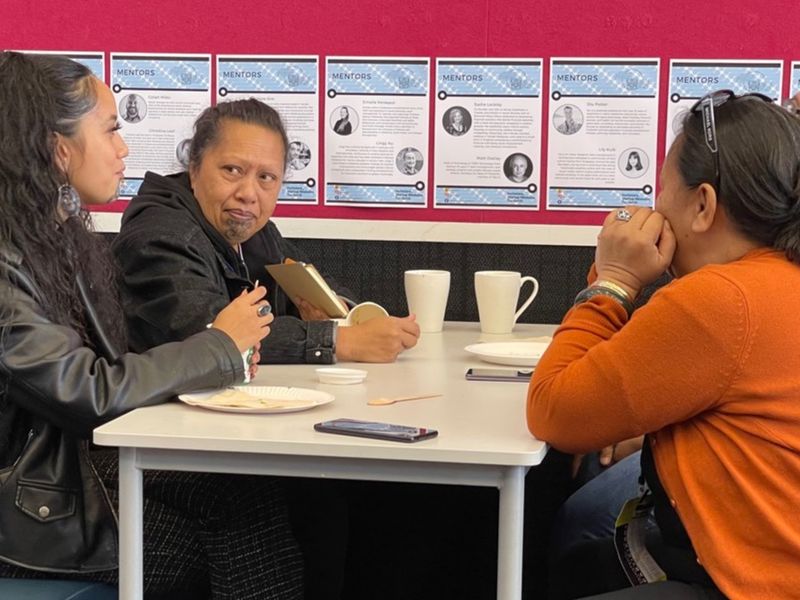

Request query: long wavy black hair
[{"left": 0, "top": 51, "right": 126, "bottom": 351}]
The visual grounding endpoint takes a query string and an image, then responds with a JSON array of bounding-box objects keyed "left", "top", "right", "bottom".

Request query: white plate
[
  {"left": 179, "top": 386, "right": 334, "bottom": 414},
  {"left": 315, "top": 367, "right": 368, "bottom": 385},
  {"left": 464, "top": 341, "right": 549, "bottom": 367}
]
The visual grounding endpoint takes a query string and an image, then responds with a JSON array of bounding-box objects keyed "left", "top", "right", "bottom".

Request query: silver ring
[
  {"left": 257, "top": 303, "right": 272, "bottom": 317},
  {"left": 615, "top": 208, "right": 632, "bottom": 222}
]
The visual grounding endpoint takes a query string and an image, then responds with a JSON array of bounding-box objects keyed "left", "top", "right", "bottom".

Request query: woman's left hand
[
  {"left": 595, "top": 206, "right": 676, "bottom": 298},
  {"left": 294, "top": 297, "right": 331, "bottom": 321}
]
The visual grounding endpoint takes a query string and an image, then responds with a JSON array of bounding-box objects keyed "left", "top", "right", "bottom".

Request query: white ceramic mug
[
  {"left": 404, "top": 270, "right": 451, "bottom": 333},
  {"left": 474, "top": 271, "right": 539, "bottom": 334}
]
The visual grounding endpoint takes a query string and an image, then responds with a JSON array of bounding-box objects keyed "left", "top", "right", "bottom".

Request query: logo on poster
[
  {"left": 285, "top": 69, "right": 302, "bottom": 87},
  {"left": 616, "top": 68, "right": 646, "bottom": 91},
  {"left": 735, "top": 73, "right": 765, "bottom": 92},
  {"left": 506, "top": 72, "right": 524, "bottom": 90},
  {"left": 172, "top": 66, "right": 199, "bottom": 86}
]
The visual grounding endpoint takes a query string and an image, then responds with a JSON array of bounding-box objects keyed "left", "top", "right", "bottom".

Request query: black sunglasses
[{"left": 689, "top": 90, "right": 772, "bottom": 193}]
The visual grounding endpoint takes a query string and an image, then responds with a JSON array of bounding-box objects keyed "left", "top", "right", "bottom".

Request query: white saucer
[
  {"left": 316, "top": 367, "right": 368, "bottom": 385},
  {"left": 464, "top": 341, "right": 550, "bottom": 367}
]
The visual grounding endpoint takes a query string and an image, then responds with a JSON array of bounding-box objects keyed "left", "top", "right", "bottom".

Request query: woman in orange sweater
[{"left": 528, "top": 92, "right": 800, "bottom": 600}]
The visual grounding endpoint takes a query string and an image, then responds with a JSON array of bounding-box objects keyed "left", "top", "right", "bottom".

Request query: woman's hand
[
  {"left": 599, "top": 436, "right": 644, "bottom": 467},
  {"left": 294, "top": 297, "right": 330, "bottom": 321},
  {"left": 570, "top": 436, "right": 645, "bottom": 479},
  {"left": 211, "top": 286, "right": 274, "bottom": 352},
  {"left": 595, "top": 206, "right": 676, "bottom": 298}
]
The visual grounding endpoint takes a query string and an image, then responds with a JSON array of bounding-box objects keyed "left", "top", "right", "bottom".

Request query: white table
[{"left": 94, "top": 322, "right": 553, "bottom": 600}]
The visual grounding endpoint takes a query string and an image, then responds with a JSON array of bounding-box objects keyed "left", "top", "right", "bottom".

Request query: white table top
[{"left": 94, "top": 322, "right": 553, "bottom": 467}]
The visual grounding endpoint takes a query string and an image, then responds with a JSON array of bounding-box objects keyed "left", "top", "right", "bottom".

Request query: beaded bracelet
[{"left": 573, "top": 285, "right": 634, "bottom": 318}]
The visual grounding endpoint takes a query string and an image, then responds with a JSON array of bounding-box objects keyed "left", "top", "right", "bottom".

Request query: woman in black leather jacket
[{"left": 0, "top": 52, "right": 303, "bottom": 599}]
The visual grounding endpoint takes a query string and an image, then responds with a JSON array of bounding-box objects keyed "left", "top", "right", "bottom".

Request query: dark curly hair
[{"left": 0, "top": 51, "right": 126, "bottom": 351}]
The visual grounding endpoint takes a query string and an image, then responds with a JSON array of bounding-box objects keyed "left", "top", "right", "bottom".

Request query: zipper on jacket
[{"left": 81, "top": 441, "right": 119, "bottom": 528}]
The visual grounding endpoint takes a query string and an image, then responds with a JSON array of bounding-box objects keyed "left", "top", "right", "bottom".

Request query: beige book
[{"left": 266, "top": 262, "right": 350, "bottom": 318}]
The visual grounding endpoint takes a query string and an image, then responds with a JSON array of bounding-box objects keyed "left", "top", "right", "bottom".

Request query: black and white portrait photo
[
  {"left": 442, "top": 106, "right": 472, "bottom": 136},
  {"left": 618, "top": 148, "right": 649, "bottom": 178},
  {"left": 330, "top": 105, "right": 358, "bottom": 135},
  {"left": 287, "top": 140, "right": 312, "bottom": 171},
  {"left": 396, "top": 147, "right": 423, "bottom": 175},
  {"left": 552, "top": 104, "right": 583, "bottom": 135},
  {"left": 503, "top": 152, "right": 533, "bottom": 183},
  {"left": 120, "top": 93, "right": 147, "bottom": 123}
]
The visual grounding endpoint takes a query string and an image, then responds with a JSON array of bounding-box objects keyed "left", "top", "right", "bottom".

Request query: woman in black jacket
[{"left": 0, "top": 52, "right": 303, "bottom": 599}]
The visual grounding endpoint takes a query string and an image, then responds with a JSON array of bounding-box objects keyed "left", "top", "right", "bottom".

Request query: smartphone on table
[
  {"left": 314, "top": 418, "right": 438, "bottom": 443},
  {"left": 465, "top": 367, "right": 533, "bottom": 382}
]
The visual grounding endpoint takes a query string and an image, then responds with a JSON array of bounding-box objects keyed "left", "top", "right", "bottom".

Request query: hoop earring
[{"left": 57, "top": 183, "right": 81, "bottom": 218}]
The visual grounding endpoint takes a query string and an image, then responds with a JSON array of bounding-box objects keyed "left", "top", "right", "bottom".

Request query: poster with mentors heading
[
  {"left": 434, "top": 58, "right": 542, "bottom": 210},
  {"left": 324, "top": 56, "right": 430, "bottom": 208},
  {"left": 19, "top": 50, "right": 104, "bottom": 81},
  {"left": 217, "top": 55, "right": 319, "bottom": 204},
  {"left": 789, "top": 61, "right": 800, "bottom": 98},
  {"left": 665, "top": 59, "right": 783, "bottom": 153},
  {"left": 546, "top": 58, "right": 659, "bottom": 211},
  {"left": 110, "top": 53, "right": 211, "bottom": 198}
]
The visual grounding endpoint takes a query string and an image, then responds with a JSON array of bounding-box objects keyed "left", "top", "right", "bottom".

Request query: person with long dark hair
[
  {"left": 625, "top": 150, "right": 643, "bottom": 172},
  {"left": 530, "top": 92, "right": 800, "bottom": 599},
  {"left": 0, "top": 51, "right": 303, "bottom": 599}
]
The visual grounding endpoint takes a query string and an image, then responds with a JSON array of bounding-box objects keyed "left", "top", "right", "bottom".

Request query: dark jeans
[{"left": 548, "top": 534, "right": 725, "bottom": 600}]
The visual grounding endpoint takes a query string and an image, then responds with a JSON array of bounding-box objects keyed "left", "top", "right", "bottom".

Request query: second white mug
[
  {"left": 404, "top": 269, "right": 451, "bottom": 333},
  {"left": 474, "top": 270, "right": 539, "bottom": 334}
]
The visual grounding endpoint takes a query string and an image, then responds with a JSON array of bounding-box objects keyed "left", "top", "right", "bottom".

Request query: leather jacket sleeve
[
  {"left": 0, "top": 281, "right": 244, "bottom": 438},
  {"left": 114, "top": 225, "right": 234, "bottom": 354}
]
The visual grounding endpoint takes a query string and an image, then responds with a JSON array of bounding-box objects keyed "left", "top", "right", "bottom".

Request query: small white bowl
[{"left": 316, "top": 367, "right": 368, "bottom": 385}]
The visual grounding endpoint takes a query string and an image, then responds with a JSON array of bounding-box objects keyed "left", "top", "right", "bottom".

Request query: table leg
[
  {"left": 497, "top": 466, "right": 526, "bottom": 600},
  {"left": 118, "top": 448, "right": 143, "bottom": 600}
]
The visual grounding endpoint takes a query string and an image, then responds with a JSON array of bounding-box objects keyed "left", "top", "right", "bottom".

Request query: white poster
[
  {"left": 324, "top": 57, "right": 430, "bottom": 207},
  {"left": 217, "top": 55, "right": 319, "bottom": 204},
  {"left": 110, "top": 53, "right": 211, "bottom": 197},
  {"left": 547, "top": 58, "right": 659, "bottom": 211},
  {"left": 434, "top": 59, "right": 542, "bottom": 210},
  {"left": 666, "top": 59, "right": 783, "bottom": 153},
  {"left": 790, "top": 61, "right": 800, "bottom": 97},
  {"left": 18, "top": 50, "right": 104, "bottom": 81}
]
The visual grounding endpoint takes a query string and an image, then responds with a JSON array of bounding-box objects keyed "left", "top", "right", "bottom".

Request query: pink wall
[{"left": 3, "top": 0, "right": 798, "bottom": 226}]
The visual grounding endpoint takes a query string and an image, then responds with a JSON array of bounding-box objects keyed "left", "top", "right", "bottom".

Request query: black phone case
[
  {"left": 313, "top": 422, "right": 438, "bottom": 443},
  {"left": 465, "top": 368, "right": 532, "bottom": 382}
]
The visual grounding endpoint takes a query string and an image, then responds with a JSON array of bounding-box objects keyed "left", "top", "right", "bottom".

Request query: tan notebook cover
[{"left": 266, "top": 262, "right": 349, "bottom": 318}]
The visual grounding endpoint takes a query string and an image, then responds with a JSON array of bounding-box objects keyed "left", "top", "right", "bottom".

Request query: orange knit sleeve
[{"left": 526, "top": 270, "right": 749, "bottom": 453}]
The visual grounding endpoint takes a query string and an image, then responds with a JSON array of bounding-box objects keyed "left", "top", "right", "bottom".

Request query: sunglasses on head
[{"left": 689, "top": 90, "right": 772, "bottom": 193}]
